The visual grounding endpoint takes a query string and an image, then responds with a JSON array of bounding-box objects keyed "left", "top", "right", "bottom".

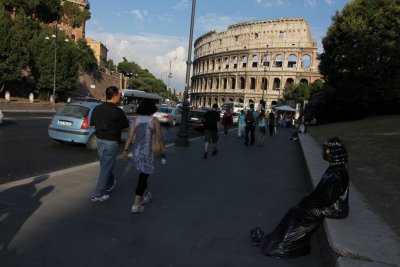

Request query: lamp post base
[{"left": 175, "top": 101, "right": 190, "bottom": 147}]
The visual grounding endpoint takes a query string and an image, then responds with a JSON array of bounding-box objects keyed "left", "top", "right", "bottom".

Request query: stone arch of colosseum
[{"left": 190, "top": 18, "right": 322, "bottom": 109}]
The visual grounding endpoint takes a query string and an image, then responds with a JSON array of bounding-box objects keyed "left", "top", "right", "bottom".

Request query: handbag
[{"left": 152, "top": 130, "right": 166, "bottom": 158}]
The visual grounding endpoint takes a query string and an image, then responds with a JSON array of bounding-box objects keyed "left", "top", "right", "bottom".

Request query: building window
[
  {"left": 233, "top": 56, "right": 238, "bottom": 69},
  {"left": 250, "top": 77, "right": 256, "bottom": 90},
  {"left": 231, "top": 77, "right": 236, "bottom": 89},
  {"left": 242, "top": 56, "right": 247, "bottom": 68},
  {"left": 240, "top": 77, "right": 246, "bottom": 89},
  {"left": 223, "top": 78, "right": 227, "bottom": 89},
  {"left": 279, "top": 31, "right": 285, "bottom": 38},
  {"left": 274, "top": 55, "right": 283, "bottom": 67},
  {"left": 252, "top": 55, "right": 258, "bottom": 68}
]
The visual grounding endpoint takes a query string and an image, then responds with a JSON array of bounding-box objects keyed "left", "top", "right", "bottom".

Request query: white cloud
[
  {"left": 325, "top": 0, "right": 334, "bottom": 5},
  {"left": 172, "top": 0, "right": 190, "bottom": 11},
  {"left": 87, "top": 32, "right": 188, "bottom": 91},
  {"left": 130, "top": 9, "right": 148, "bottom": 20},
  {"left": 197, "top": 13, "right": 244, "bottom": 32},
  {"left": 255, "top": 0, "right": 273, "bottom": 7},
  {"left": 306, "top": 0, "right": 317, "bottom": 7}
]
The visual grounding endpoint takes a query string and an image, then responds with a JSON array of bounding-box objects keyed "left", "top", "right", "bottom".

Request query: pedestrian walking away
[
  {"left": 90, "top": 86, "right": 129, "bottom": 202},
  {"left": 257, "top": 109, "right": 267, "bottom": 146},
  {"left": 267, "top": 112, "right": 276, "bottom": 137},
  {"left": 250, "top": 137, "right": 349, "bottom": 258},
  {"left": 203, "top": 103, "right": 220, "bottom": 159},
  {"left": 221, "top": 107, "right": 233, "bottom": 135},
  {"left": 237, "top": 110, "right": 245, "bottom": 138},
  {"left": 244, "top": 103, "right": 257, "bottom": 146},
  {"left": 123, "top": 99, "right": 161, "bottom": 214}
]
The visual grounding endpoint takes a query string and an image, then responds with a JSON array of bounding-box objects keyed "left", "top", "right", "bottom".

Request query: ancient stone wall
[{"left": 190, "top": 18, "right": 322, "bottom": 109}]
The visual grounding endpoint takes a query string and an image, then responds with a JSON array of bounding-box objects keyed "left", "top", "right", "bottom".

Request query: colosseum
[{"left": 190, "top": 17, "right": 322, "bottom": 109}]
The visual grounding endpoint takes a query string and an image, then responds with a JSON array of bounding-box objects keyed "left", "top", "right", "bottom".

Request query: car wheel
[{"left": 86, "top": 134, "right": 97, "bottom": 150}]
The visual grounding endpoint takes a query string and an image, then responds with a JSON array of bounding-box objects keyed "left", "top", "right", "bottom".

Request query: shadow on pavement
[{"left": 0, "top": 176, "right": 54, "bottom": 257}]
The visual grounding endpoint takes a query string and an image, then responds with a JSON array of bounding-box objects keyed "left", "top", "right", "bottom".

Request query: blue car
[{"left": 48, "top": 102, "right": 101, "bottom": 150}]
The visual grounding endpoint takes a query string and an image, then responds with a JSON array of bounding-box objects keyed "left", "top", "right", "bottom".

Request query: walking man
[
  {"left": 90, "top": 86, "right": 129, "bottom": 202},
  {"left": 244, "top": 103, "right": 258, "bottom": 146},
  {"left": 203, "top": 103, "right": 220, "bottom": 159}
]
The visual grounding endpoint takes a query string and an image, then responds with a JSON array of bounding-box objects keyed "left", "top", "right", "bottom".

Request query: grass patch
[
  {"left": 307, "top": 115, "right": 400, "bottom": 235},
  {"left": 307, "top": 115, "right": 400, "bottom": 185}
]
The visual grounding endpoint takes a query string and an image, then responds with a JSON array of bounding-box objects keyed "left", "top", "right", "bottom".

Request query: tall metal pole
[
  {"left": 175, "top": 0, "right": 196, "bottom": 147},
  {"left": 262, "top": 61, "right": 267, "bottom": 109},
  {"left": 167, "top": 60, "right": 172, "bottom": 91},
  {"left": 52, "top": 22, "right": 58, "bottom": 110}
]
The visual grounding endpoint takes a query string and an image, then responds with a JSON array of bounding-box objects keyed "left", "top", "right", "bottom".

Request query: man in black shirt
[
  {"left": 90, "top": 86, "right": 129, "bottom": 202},
  {"left": 203, "top": 103, "right": 220, "bottom": 159}
]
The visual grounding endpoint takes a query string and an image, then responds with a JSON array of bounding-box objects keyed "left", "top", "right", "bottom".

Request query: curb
[{"left": 298, "top": 133, "right": 400, "bottom": 267}]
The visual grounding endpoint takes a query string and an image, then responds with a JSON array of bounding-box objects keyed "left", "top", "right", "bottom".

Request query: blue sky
[{"left": 86, "top": 0, "right": 351, "bottom": 91}]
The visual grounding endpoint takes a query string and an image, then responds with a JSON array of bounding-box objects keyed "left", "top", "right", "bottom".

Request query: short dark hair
[
  {"left": 105, "top": 86, "right": 119, "bottom": 100},
  {"left": 136, "top": 99, "right": 157, "bottom": 115},
  {"left": 249, "top": 103, "right": 254, "bottom": 109},
  {"left": 212, "top": 103, "right": 218, "bottom": 109}
]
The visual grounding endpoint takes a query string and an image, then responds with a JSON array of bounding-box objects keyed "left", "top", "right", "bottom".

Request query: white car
[
  {"left": 0, "top": 110, "right": 3, "bottom": 124},
  {"left": 153, "top": 107, "right": 182, "bottom": 126}
]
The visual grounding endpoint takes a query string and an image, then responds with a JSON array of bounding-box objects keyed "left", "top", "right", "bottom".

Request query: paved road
[
  {"left": 0, "top": 127, "right": 325, "bottom": 267},
  {"left": 0, "top": 112, "right": 203, "bottom": 184}
]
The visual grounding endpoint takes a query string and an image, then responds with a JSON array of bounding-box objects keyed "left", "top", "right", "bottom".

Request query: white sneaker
[
  {"left": 142, "top": 192, "right": 152, "bottom": 204},
  {"left": 106, "top": 180, "right": 116, "bottom": 193},
  {"left": 131, "top": 204, "right": 145, "bottom": 214},
  {"left": 91, "top": 194, "right": 110, "bottom": 202}
]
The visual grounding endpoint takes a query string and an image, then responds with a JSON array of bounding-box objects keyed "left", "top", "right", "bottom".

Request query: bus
[
  {"left": 221, "top": 101, "right": 245, "bottom": 113},
  {"left": 119, "top": 89, "right": 162, "bottom": 113}
]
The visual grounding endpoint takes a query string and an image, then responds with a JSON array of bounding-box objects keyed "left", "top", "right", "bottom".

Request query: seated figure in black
[{"left": 252, "top": 136, "right": 349, "bottom": 258}]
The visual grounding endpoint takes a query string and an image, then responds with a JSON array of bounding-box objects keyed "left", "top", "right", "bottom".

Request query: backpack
[{"left": 245, "top": 110, "right": 255, "bottom": 125}]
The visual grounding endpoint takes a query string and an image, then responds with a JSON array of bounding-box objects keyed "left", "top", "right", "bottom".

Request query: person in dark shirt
[
  {"left": 203, "top": 103, "right": 220, "bottom": 159},
  {"left": 90, "top": 86, "right": 129, "bottom": 202}
]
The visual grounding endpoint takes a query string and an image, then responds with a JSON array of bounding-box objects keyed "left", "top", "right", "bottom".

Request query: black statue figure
[{"left": 251, "top": 136, "right": 349, "bottom": 258}]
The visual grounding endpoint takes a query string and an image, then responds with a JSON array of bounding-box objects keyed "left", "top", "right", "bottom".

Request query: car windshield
[
  {"left": 157, "top": 107, "right": 172, "bottom": 114},
  {"left": 57, "top": 105, "right": 90, "bottom": 119}
]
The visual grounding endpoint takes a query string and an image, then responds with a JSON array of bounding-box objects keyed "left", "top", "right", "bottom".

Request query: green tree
[
  {"left": 319, "top": 0, "right": 400, "bottom": 115},
  {"left": 106, "top": 59, "right": 116, "bottom": 71},
  {"left": 61, "top": 1, "right": 90, "bottom": 28},
  {"left": 76, "top": 39, "right": 97, "bottom": 73},
  {"left": 283, "top": 80, "right": 323, "bottom": 103},
  {"left": 0, "top": 7, "right": 33, "bottom": 85},
  {"left": 29, "top": 27, "right": 80, "bottom": 96},
  {"left": 117, "top": 58, "right": 177, "bottom": 101}
]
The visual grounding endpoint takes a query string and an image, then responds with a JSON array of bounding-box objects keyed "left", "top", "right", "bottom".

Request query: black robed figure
[{"left": 251, "top": 137, "right": 349, "bottom": 258}]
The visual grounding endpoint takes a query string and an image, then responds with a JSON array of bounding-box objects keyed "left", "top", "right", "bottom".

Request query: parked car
[
  {"left": 153, "top": 106, "right": 182, "bottom": 126},
  {"left": 187, "top": 109, "right": 208, "bottom": 129},
  {"left": 0, "top": 110, "right": 3, "bottom": 124},
  {"left": 48, "top": 102, "right": 101, "bottom": 150}
]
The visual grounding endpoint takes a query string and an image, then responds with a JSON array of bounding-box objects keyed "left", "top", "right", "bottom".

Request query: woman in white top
[
  {"left": 123, "top": 99, "right": 162, "bottom": 214},
  {"left": 257, "top": 110, "right": 267, "bottom": 146}
]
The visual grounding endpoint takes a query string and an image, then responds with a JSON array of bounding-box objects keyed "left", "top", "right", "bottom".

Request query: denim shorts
[
  {"left": 204, "top": 130, "right": 219, "bottom": 143},
  {"left": 259, "top": 126, "right": 266, "bottom": 133}
]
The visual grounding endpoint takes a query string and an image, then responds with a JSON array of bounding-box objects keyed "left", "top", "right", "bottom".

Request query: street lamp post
[
  {"left": 262, "top": 61, "right": 267, "bottom": 109},
  {"left": 175, "top": 0, "right": 196, "bottom": 147},
  {"left": 45, "top": 21, "right": 58, "bottom": 110},
  {"left": 167, "top": 56, "right": 177, "bottom": 92}
]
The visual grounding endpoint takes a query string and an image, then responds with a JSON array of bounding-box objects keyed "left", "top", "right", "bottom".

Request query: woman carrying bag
[{"left": 123, "top": 99, "right": 165, "bottom": 214}]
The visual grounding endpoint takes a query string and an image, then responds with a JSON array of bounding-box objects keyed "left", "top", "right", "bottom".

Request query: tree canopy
[
  {"left": 318, "top": 0, "right": 400, "bottom": 118},
  {"left": 117, "top": 58, "right": 177, "bottom": 101}
]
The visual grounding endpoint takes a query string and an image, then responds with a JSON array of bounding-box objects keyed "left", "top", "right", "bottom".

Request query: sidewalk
[
  {"left": 0, "top": 99, "right": 62, "bottom": 113},
  {"left": 0, "top": 128, "right": 324, "bottom": 267}
]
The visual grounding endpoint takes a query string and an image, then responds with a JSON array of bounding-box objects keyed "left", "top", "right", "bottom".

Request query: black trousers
[
  {"left": 135, "top": 172, "right": 150, "bottom": 196},
  {"left": 245, "top": 125, "right": 255, "bottom": 145}
]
